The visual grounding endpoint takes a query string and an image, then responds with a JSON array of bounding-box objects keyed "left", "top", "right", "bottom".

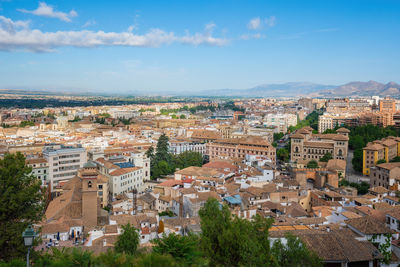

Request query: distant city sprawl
[{"left": 1, "top": 95, "right": 400, "bottom": 266}]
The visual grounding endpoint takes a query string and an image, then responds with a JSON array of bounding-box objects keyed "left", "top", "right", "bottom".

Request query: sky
[{"left": 0, "top": 0, "right": 399, "bottom": 94}]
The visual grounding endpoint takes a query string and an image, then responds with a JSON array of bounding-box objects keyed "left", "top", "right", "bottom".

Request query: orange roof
[
  {"left": 158, "top": 179, "right": 183, "bottom": 187},
  {"left": 109, "top": 167, "right": 141, "bottom": 176}
]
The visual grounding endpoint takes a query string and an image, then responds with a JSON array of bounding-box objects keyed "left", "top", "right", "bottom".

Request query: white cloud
[
  {"left": 18, "top": 2, "right": 78, "bottom": 22},
  {"left": 264, "top": 16, "right": 276, "bottom": 27},
  {"left": 240, "top": 33, "right": 265, "bottom": 40},
  {"left": 205, "top": 22, "right": 216, "bottom": 32},
  {"left": 0, "top": 16, "right": 229, "bottom": 52},
  {"left": 247, "top": 17, "right": 261, "bottom": 30},
  {"left": 247, "top": 16, "right": 276, "bottom": 30},
  {"left": 82, "top": 19, "right": 96, "bottom": 28}
]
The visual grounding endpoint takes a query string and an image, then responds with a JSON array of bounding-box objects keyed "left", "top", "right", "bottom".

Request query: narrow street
[{"left": 345, "top": 150, "right": 369, "bottom": 184}]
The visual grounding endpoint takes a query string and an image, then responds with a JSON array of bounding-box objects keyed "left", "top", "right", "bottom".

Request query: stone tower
[{"left": 80, "top": 162, "right": 98, "bottom": 229}]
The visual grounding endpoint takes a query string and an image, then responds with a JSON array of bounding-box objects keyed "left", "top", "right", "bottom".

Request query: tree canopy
[
  {"left": 114, "top": 223, "right": 140, "bottom": 255},
  {"left": 152, "top": 233, "right": 203, "bottom": 265},
  {"left": 306, "top": 160, "right": 319, "bottom": 169},
  {"left": 0, "top": 153, "right": 46, "bottom": 261},
  {"left": 319, "top": 152, "right": 333, "bottom": 162},
  {"left": 198, "top": 198, "right": 321, "bottom": 267},
  {"left": 147, "top": 135, "right": 203, "bottom": 179}
]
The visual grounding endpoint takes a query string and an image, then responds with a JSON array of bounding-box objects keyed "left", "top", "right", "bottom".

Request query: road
[{"left": 345, "top": 150, "right": 369, "bottom": 184}]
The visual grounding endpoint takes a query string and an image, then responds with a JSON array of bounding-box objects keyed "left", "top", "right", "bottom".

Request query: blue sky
[{"left": 0, "top": 0, "right": 399, "bottom": 94}]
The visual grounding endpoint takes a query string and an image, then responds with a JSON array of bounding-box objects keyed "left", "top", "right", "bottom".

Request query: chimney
[{"left": 319, "top": 211, "right": 322, "bottom": 217}]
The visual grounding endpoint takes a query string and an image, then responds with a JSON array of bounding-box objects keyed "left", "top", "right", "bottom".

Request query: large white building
[
  {"left": 108, "top": 167, "right": 145, "bottom": 197},
  {"left": 43, "top": 145, "right": 87, "bottom": 192},
  {"left": 26, "top": 157, "right": 49, "bottom": 187},
  {"left": 95, "top": 151, "right": 150, "bottom": 197},
  {"left": 263, "top": 113, "right": 297, "bottom": 133},
  {"left": 110, "top": 109, "right": 140, "bottom": 119},
  {"left": 169, "top": 140, "right": 207, "bottom": 155}
]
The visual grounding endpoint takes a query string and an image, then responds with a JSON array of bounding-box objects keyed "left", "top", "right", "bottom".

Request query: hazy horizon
[{"left": 1, "top": 0, "right": 399, "bottom": 93}]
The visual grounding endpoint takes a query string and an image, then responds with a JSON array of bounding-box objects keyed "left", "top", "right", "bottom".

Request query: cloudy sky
[{"left": 0, "top": 0, "right": 399, "bottom": 93}]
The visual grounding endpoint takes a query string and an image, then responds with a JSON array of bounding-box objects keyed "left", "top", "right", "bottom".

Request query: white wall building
[
  {"left": 108, "top": 167, "right": 145, "bottom": 197},
  {"left": 263, "top": 113, "right": 297, "bottom": 133},
  {"left": 169, "top": 140, "right": 207, "bottom": 155},
  {"left": 43, "top": 145, "right": 87, "bottom": 192}
]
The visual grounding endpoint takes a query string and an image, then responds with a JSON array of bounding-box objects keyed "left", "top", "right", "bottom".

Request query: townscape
[
  {"left": 1, "top": 0, "right": 400, "bottom": 266},
  {"left": 2, "top": 94, "right": 400, "bottom": 266}
]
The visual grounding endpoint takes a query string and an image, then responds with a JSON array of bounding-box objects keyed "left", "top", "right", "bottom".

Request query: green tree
[
  {"left": 174, "top": 151, "right": 203, "bottom": 170},
  {"left": 133, "top": 253, "right": 176, "bottom": 267},
  {"left": 273, "top": 132, "right": 284, "bottom": 142},
  {"left": 155, "top": 134, "right": 171, "bottom": 163},
  {"left": 19, "top": 121, "right": 35, "bottom": 127},
  {"left": 34, "top": 247, "right": 94, "bottom": 267},
  {"left": 319, "top": 152, "right": 333, "bottom": 162},
  {"left": 376, "top": 159, "right": 387, "bottom": 164},
  {"left": 271, "top": 234, "right": 321, "bottom": 267},
  {"left": 145, "top": 146, "right": 155, "bottom": 163},
  {"left": 306, "top": 160, "right": 319, "bottom": 168},
  {"left": 352, "top": 149, "right": 363, "bottom": 173},
  {"left": 277, "top": 148, "right": 289, "bottom": 162},
  {"left": 179, "top": 114, "right": 186, "bottom": 119},
  {"left": 114, "top": 223, "right": 140, "bottom": 255},
  {"left": 99, "top": 113, "right": 111, "bottom": 118},
  {"left": 0, "top": 153, "right": 45, "bottom": 261},
  {"left": 199, "top": 198, "right": 274, "bottom": 266},
  {"left": 152, "top": 233, "right": 202, "bottom": 265},
  {"left": 391, "top": 156, "right": 400, "bottom": 162}
]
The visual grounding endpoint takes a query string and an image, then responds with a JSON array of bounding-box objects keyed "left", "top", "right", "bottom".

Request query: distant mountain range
[
  {"left": 319, "top": 80, "right": 400, "bottom": 97},
  {"left": 197, "top": 80, "right": 400, "bottom": 97},
  {"left": 1, "top": 80, "right": 399, "bottom": 98}
]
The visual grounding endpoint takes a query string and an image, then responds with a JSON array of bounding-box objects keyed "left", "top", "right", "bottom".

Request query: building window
[{"left": 88, "top": 181, "right": 92, "bottom": 188}]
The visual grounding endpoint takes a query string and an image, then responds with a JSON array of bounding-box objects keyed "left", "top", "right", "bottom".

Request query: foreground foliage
[
  {"left": 199, "top": 198, "right": 321, "bottom": 267},
  {"left": 0, "top": 153, "right": 46, "bottom": 261}
]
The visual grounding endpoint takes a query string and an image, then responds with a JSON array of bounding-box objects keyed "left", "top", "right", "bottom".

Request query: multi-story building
[
  {"left": 394, "top": 113, "right": 400, "bottom": 129},
  {"left": 379, "top": 98, "right": 396, "bottom": 113},
  {"left": 169, "top": 139, "right": 207, "bottom": 155},
  {"left": 318, "top": 114, "right": 349, "bottom": 133},
  {"left": 108, "top": 167, "right": 144, "bottom": 197},
  {"left": 298, "top": 98, "right": 314, "bottom": 111},
  {"left": 362, "top": 136, "right": 400, "bottom": 175},
  {"left": 370, "top": 162, "right": 400, "bottom": 189},
  {"left": 244, "top": 127, "right": 274, "bottom": 144},
  {"left": 290, "top": 127, "right": 349, "bottom": 162},
  {"left": 43, "top": 145, "right": 87, "bottom": 192},
  {"left": 26, "top": 157, "right": 49, "bottom": 186},
  {"left": 128, "top": 151, "right": 151, "bottom": 181},
  {"left": 372, "top": 112, "right": 394, "bottom": 127},
  {"left": 318, "top": 115, "right": 334, "bottom": 133},
  {"left": 95, "top": 153, "right": 148, "bottom": 197},
  {"left": 111, "top": 109, "right": 140, "bottom": 119},
  {"left": 206, "top": 136, "right": 276, "bottom": 163},
  {"left": 326, "top": 98, "right": 371, "bottom": 114},
  {"left": 263, "top": 113, "right": 297, "bottom": 133}
]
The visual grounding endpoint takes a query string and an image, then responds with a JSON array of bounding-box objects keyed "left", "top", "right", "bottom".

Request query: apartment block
[
  {"left": 26, "top": 157, "right": 49, "bottom": 186},
  {"left": 379, "top": 98, "right": 396, "bottom": 113},
  {"left": 370, "top": 162, "right": 400, "bottom": 189},
  {"left": 362, "top": 136, "right": 400, "bottom": 175},
  {"left": 169, "top": 139, "right": 207, "bottom": 155},
  {"left": 43, "top": 145, "right": 87, "bottom": 192},
  {"left": 263, "top": 113, "right": 297, "bottom": 133}
]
